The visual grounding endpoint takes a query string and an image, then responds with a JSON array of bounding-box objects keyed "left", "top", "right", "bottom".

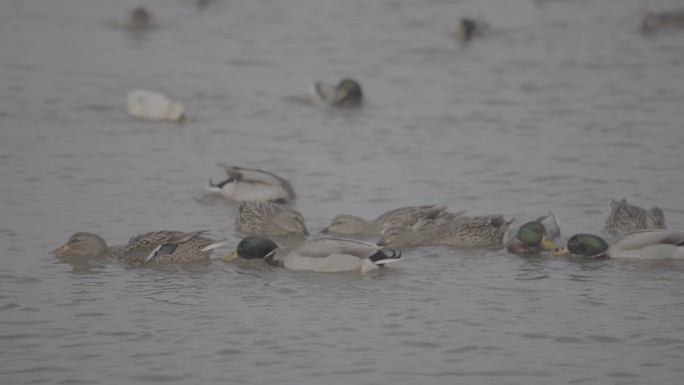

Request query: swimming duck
[
  {"left": 50, "top": 231, "right": 228, "bottom": 265},
  {"left": 503, "top": 212, "right": 562, "bottom": 254},
  {"left": 119, "top": 7, "right": 152, "bottom": 30},
  {"left": 235, "top": 201, "right": 308, "bottom": 236},
  {"left": 322, "top": 204, "right": 447, "bottom": 235},
  {"left": 604, "top": 198, "right": 666, "bottom": 235},
  {"left": 309, "top": 78, "right": 363, "bottom": 108},
  {"left": 127, "top": 89, "right": 186, "bottom": 123},
  {"left": 222, "top": 236, "right": 401, "bottom": 273},
  {"left": 207, "top": 165, "right": 296, "bottom": 203},
  {"left": 377, "top": 215, "right": 515, "bottom": 249},
  {"left": 454, "top": 18, "right": 490, "bottom": 42},
  {"left": 553, "top": 230, "right": 684, "bottom": 259},
  {"left": 641, "top": 10, "right": 684, "bottom": 34}
]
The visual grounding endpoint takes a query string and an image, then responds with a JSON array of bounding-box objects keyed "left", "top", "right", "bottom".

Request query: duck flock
[{"left": 50, "top": 5, "right": 684, "bottom": 272}]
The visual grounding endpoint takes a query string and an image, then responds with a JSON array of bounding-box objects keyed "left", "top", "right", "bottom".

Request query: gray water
[{"left": 2, "top": 0, "right": 684, "bottom": 384}]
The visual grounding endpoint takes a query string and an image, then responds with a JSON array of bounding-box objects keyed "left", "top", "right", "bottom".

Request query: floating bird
[
  {"left": 604, "top": 198, "right": 666, "bottom": 235},
  {"left": 207, "top": 165, "right": 296, "bottom": 203},
  {"left": 235, "top": 201, "right": 308, "bottom": 236},
  {"left": 554, "top": 230, "right": 684, "bottom": 259},
  {"left": 127, "top": 89, "right": 186, "bottom": 123},
  {"left": 309, "top": 78, "right": 363, "bottom": 108},
  {"left": 503, "top": 212, "right": 562, "bottom": 254},
  {"left": 322, "top": 204, "right": 447, "bottom": 235}
]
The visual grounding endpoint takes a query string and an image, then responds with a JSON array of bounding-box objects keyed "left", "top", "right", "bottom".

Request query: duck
[
  {"left": 503, "top": 212, "right": 562, "bottom": 254},
  {"left": 377, "top": 215, "right": 515, "bottom": 249},
  {"left": 604, "top": 198, "right": 666, "bottom": 235},
  {"left": 222, "top": 236, "right": 401, "bottom": 273},
  {"left": 118, "top": 7, "right": 152, "bottom": 30},
  {"left": 322, "top": 204, "right": 447, "bottom": 235},
  {"left": 207, "top": 165, "right": 296, "bottom": 203},
  {"left": 235, "top": 201, "right": 308, "bottom": 236},
  {"left": 553, "top": 230, "right": 684, "bottom": 259},
  {"left": 50, "top": 231, "right": 228, "bottom": 265},
  {"left": 454, "top": 18, "right": 490, "bottom": 42},
  {"left": 309, "top": 78, "right": 363, "bottom": 108},
  {"left": 641, "top": 10, "right": 684, "bottom": 34},
  {"left": 127, "top": 89, "right": 186, "bottom": 123}
]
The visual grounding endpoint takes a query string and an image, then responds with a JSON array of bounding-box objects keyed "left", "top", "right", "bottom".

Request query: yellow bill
[{"left": 221, "top": 250, "right": 238, "bottom": 262}]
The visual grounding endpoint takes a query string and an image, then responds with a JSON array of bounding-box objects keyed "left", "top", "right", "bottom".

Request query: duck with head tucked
[
  {"left": 322, "top": 204, "right": 447, "bottom": 236},
  {"left": 503, "top": 212, "right": 562, "bottom": 254},
  {"left": 377, "top": 214, "right": 515, "bottom": 249},
  {"left": 208, "top": 165, "right": 296, "bottom": 204},
  {"left": 553, "top": 230, "right": 684, "bottom": 260},
  {"left": 222, "top": 236, "right": 400, "bottom": 273},
  {"left": 235, "top": 201, "right": 308, "bottom": 236},
  {"left": 309, "top": 78, "right": 363, "bottom": 108},
  {"left": 50, "top": 230, "right": 228, "bottom": 265},
  {"left": 604, "top": 198, "right": 666, "bottom": 235}
]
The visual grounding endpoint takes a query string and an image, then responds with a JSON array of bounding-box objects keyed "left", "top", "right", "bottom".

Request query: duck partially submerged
[
  {"left": 377, "top": 215, "right": 515, "bottom": 249},
  {"left": 309, "top": 78, "right": 363, "bottom": 108},
  {"left": 322, "top": 204, "right": 447, "bottom": 235},
  {"left": 207, "top": 165, "right": 296, "bottom": 203},
  {"left": 127, "top": 89, "right": 186, "bottom": 123},
  {"left": 50, "top": 231, "right": 228, "bottom": 265},
  {"left": 503, "top": 212, "right": 562, "bottom": 254},
  {"left": 235, "top": 201, "right": 308, "bottom": 236},
  {"left": 554, "top": 230, "right": 684, "bottom": 259},
  {"left": 222, "top": 236, "right": 401, "bottom": 273},
  {"left": 604, "top": 198, "right": 666, "bottom": 235}
]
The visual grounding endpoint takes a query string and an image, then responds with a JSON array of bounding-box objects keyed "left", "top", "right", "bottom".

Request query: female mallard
[
  {"left": 222, "top": 236, "right": 401, "bottom": 273},
  {"left": 50, "top": 231, "right": 228, "bottom": 265},
  {"left": 127, "top": 89, "right": 186, "bottom": 123},
  {"left": 377, "top": 215, "right": 514, "bottom": 249},
  {"left": 309, "top": 78, "right": 363, "bottom": 108},
  {"left": 208, "top": 165, "right": 296, "bottom": 204},
  {"left": 503, "top": 212, "right": 561, "bottom": 254},
  {"left": 553, "top": 230, "right": 684, "bottom": 259},
  {"left": 322, "top": 204, "right": 447, "bottom": 235},
  {"left": 604, "top": 198, "right": 666, "bottom": 235},
  {"left": 235, "top": 201, "right": 308, "bottom": 236}
]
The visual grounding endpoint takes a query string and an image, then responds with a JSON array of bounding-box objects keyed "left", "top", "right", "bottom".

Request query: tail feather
[
  {"left": 369, "top": 248, "right": 401, "bottom": 265},
  {"left": 207, "top": 177, "right": 230, "bottom": 192}
]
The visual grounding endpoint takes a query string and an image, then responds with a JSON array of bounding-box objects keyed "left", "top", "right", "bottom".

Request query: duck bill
[
  {"left": 49, "top": 244, "right": 70, "bottom": 256},
  {"left": 539, "top": 235, "right": 557, "bottom": 251},
  {"left": 552, "top": 246, "right": 570, "bottom": 257},
  {"left": 221, "top": 250, "right": 238, "bottom": 262},
  {"left": 334, "top": 89, "right": 349, "bottom": 104}
]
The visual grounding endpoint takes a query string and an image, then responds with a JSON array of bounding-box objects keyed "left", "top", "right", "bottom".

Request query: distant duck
[
  {"left": 604, "top": 198, "right": 666, "bottom": 236},
  {"left": 553, "top": 230, "right": 684, "bottom": 260},
  {"left": 50, "top": 231, "right": 228, "bottom": 265},
  {"left": 207, "top": 165, "right": 296, "bottom": 204},
  {"left": 127, "top": 89, "right": 186, "bottom": 123},
  {"left": 503, "top": 213, "right": 562, "bottom": 255},
  {"left": 222, "top": 236, "right": 401, "bottom": 273},
  {"left": 119, "top": 7, "right": 152, "bottom": 30},
  {"left": 454, "top": 18, "right": 490, "bottom": 42},
  {"left": 641, "top": 10, "right": 684, "bottom": 34},
  {"left": 235, "top": 201, "right": 309, "bottom": 236},
  {"left": 322, "top": 204, "right": 447, "bottom": 235},
  {"left": 377, "top": 215, "right": 515, "bottom": 249},
  {"left": 309, "top": 78, "right": 363, "bottom": 108}
]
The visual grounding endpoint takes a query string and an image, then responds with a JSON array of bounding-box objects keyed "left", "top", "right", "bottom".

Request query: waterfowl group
[{"left": 50, "top": 231, "right": 228, "bottom": 265}]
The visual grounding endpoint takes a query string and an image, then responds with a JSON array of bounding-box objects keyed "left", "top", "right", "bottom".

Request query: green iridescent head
[
  {"left": 562, "top": 234, "right": 609, "bottom": 257},
  {"left": 517, "top": 221, "right": 556, "bottom": 250},
  {"left": 222, "top": 236, "right": 278, "bottom": 261},
  {"left": 335, "top": 79, "right": 363, "bottom": 106}
]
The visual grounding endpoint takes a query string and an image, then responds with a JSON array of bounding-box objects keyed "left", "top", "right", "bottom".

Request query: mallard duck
[
  {"left": 119, "top": 7, "right": 152, "bottom": 30},
  {"left": 641, "top": 10, "right": 684, "bottom": 33},
  {"left": 222, "top": 236, "right": 401, "bottom": 273},
  {"left": 411, "top": 210, "right": 466, "bottom": 232},
  {"left": 322, "top": 204, "right": 447, "bottom": 235},
  {"left": 554, "top": 230, "right": 684, "bottom": 259},
  {"left": 604, "top": 198, "right": 666, "bottom": 235},
  {"left": 207, "top": 165, "right": 296, "bottom": 203},
  {"left": 454, "top": 18, "right": 490, "bottom": 42},
  {"left": 377, "top": 215, "right": 514, "bottom": 249},
  {"left": 127, "top": 89, "right": 186, "bottom": 123},
  {"left": 50, "top": 231, "right": 228, "bottom": 265},
  {"left": 235, "top": 201, "right": 308, "bottom": 236},
  {"left": 503, "top": 212, "right": 561, "bottom": 254},
  {"left": 309, "top": 78, "right": 363, "bottom": 108}
]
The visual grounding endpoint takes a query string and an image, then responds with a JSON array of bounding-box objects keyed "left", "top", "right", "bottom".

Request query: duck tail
[
  {"left": 207, "top": 177, "right": 229, "bottom": 192},
  {"left": 370, "top": 248, "right": 402, "bottom": 265}
]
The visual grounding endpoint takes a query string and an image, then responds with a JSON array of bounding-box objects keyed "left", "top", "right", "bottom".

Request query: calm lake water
[{"left": 2, "top": 0, "right": 684, "bottom": 384}]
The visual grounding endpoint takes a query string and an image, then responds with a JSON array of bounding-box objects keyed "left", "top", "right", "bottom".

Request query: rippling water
[{"left": 2, "top": 0, "right": 684, "bottom": 384}]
